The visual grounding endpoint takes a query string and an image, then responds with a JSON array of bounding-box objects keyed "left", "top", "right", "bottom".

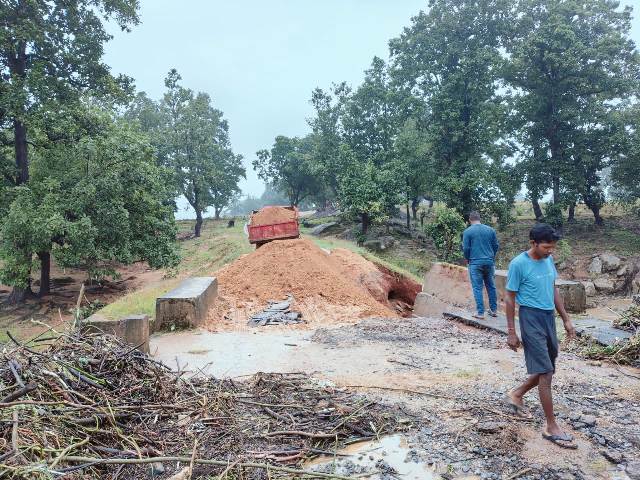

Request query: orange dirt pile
[
  {"left": 207, "top": 238, "right": 397, "bottom": 330},
  {"left": 250, "top": 206, "right": 296, "bottom": 226}
]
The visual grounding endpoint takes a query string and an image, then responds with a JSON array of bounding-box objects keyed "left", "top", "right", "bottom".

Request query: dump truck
[{"left": 247, "top": 206, "right": 300, "bottom": 247}]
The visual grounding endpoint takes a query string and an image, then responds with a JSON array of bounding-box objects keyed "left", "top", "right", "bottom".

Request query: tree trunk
[
  {"left": 532, "top": 198, "right": 543, "bottom": 221},
  {"left": 567, "top": 202, "right": 576, "bottom": 223},
  {"left": 361, "top": 213, "right": 370, "bottom": 234},
  {"left": 411, "top": 197, "right": 419, "bottom": 222},
  {"left": 589, "top": 204, "right": 604, "bottom": 226},
  {"left": 552, "top": 176, "right": 560, "bottom": 204},
  {"left": 214, "top": 207, "right": 221, "bottom": 220},
  {"left": 195, "top": 210, "right": 203, "bottom": 237},
  {"left": 7, "top": 287, "right": 31, "bottom": 305},
  {"left": 38, "top": 251, "right": 51, "bottom": 297},
  {"left": 14, "top": 119, "right": 28, "bottom": 184},
  {"left": 405, "top": 199, "right": 410, "bottom": 230}
]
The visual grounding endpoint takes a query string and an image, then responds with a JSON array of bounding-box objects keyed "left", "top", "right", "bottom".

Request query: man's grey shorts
[{"left": 519, "top": 305, "right": 558, "bottom": 374}]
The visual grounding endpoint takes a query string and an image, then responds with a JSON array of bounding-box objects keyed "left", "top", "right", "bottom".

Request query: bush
[
  {"left": 544, "top": 202, "right": 564, "bottom": 230},
  {"left": 425, "top": 207, "right": 466, "bottom": 262}
]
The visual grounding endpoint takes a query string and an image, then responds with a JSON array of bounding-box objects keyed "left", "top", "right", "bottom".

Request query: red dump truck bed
[{"left": 248, "top": 206, "right": 300, "bottom": 245}]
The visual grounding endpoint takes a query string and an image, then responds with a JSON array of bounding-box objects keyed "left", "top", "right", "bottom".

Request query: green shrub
[{"left": 425, "top": 207, "right": 466, "bottom": 262}]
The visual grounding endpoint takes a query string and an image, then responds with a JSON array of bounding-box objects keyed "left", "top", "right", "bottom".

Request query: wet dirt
[{"left": 151, "top": 316, "right": 640, "bottom": 479}]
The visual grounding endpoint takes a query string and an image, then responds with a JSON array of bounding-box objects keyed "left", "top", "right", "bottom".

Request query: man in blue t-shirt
[
  {"left": 505, "top": 223, "right": 577, "bottom": 449},
  {"left": 462, "top": 211, "right": 499, "bottom": 319}
]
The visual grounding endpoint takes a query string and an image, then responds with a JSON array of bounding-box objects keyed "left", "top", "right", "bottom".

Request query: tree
[
  {"left": 0, "top": 107, "right": 179, "bottom": 298},
  {"left": 336, "top": 145, "right": 403, "bottom": 234},
  {"left": 254, "top": 135, "right": 321, "bottom": 207},
  {"left": 389, "top": 0, "right": 515, "bottom": 220},
  {"left": 505, "top": 0, "right": 640, "bottom": 225},
  {"left": 160, "top": 70, "right": 243, "bottom": 236},
  {"left": 210, "top": 151, "right": 245, "bottom": 219},
  {"left": 0, "top": 0, "right": 140, "bottom": 302}
]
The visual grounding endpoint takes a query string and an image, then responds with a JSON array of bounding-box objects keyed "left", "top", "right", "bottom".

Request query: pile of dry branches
[{"left": 0, "top": 331, "right": 408, "bottom": 479}]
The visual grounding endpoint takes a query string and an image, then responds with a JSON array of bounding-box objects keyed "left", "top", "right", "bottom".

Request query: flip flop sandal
[
  {"left": 505, "top": 395, "right": 533, "bottom": 419},
  {"left": 542, "top": 432, "right": 578, "bottom": 449}
]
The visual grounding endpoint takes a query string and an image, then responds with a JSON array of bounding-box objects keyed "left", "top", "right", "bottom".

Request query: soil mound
[
  {"left": 208, "top": 238, "right": 397, "bottom": 329},
  {"left": 250, "top": 206, "right": 296, "bottom": 226}
]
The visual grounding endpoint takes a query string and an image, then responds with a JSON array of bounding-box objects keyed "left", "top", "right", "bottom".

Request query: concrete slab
[
  {"left": 443, "top": 309, "right": 521, "bottom": 337},
  {"left": 573, "top": 317, "right": 634, "bottom": 347},
  {"left": 83, "top": 314, "right": 150, "bottom": 353},
  {"left": 443, "top": 310, "right": 631, "bottom": 348},
  {"left": 155, "top": 277, "right": 217, "bottom": 331}
]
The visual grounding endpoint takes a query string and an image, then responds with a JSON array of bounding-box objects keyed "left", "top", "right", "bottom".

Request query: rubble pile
[{"left": 0, "top": 332, "right": 406, "bottom": 479}]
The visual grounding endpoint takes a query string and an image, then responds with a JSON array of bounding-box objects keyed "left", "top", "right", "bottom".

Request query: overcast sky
[{"left": 103, "top": 1, "right": 640, "bottom": 218}]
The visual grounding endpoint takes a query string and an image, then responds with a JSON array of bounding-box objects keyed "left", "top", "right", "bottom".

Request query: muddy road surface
[{"left": 151, "top": 316, "right": 640, "bottom": 479}]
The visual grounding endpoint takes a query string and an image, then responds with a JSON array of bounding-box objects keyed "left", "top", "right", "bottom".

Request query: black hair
[
  {"left": 529, "top": 223, "right": 561, "bottom": 243},
  {"left": 468, "top": 211, "right": 481, "bottom": 221}
]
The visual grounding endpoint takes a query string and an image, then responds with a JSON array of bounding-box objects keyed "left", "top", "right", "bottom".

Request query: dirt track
[{"left": 152, "top": 316, "right": 640, "bottom": 479}]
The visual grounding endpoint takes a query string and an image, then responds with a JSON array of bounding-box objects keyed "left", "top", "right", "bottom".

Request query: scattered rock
[
  {"left": 588, "top": 257, "right": 603, "bottom": 275},
  {"left": 311, "top": 222, "right": 338, "bottom": 236},
  {"left": 580, "top": 415, "right": 597, "bottom": 427},
  {"left": 627, "top": 461, "right": 640, "bottom": 480},
  {"left": 617, "top": 265, "right": 629, "bottom": 277},
  {"left": 167, "top": 468, "right": 190, "bottom": 480},
  {"left": 148, "top": 462, "right": 165, "bottom": 477},
  {"left": 363, "top": 236, "right": 396, "bottom": 252},
  {"left": 600, "top": 252, "right": 622, "bottom": 272},
  {"left": 581, "top": 281, "right": 596, "bottom": 297},
  {"left": 594, "top": 277, "right": 615, "bottom": 294},
  {"left": 569, "top": 412, "right": 581, "bottom": 421},
  {"left": 476, "top": 421, "right": 504, "bottom": 433}
]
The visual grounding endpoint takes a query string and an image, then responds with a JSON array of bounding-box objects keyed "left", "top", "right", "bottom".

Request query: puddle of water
[
  {"left": 150, "top": 329, "right": 311, "bottom": 377},
  {"left": 306, "top": 434, "right": 438, "bottom": 479}
]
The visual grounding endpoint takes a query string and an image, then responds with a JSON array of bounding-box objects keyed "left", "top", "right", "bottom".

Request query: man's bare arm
[
  {"left": 505, "top": 290, "right": 520, "bottom": 351},
  {"left": 554, "top": 287, "right": 576, "bottom": 340}
]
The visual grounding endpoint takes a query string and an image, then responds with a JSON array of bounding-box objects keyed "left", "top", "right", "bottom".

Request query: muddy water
[
  {"left": 150, "top": 329, "right": 313, "bottom": 376},
  {"left": 306, "top": 434, "right": 440, "bottom": 479}
]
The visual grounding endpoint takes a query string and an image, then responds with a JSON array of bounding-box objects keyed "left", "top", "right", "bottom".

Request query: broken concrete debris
[{"left": 248, "top": 296, "right": 304, "bottom": 326}]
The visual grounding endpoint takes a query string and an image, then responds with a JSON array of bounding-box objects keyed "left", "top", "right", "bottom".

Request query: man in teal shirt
[{"left": 505, "top": 223, "right": 577, "bottom": 448}]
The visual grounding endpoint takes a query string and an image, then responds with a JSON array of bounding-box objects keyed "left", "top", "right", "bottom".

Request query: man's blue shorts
[{"left": 519, "top": 305, "right": 558, "bottom": 374}]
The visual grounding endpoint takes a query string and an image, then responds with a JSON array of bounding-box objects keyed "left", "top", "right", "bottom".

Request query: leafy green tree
[
  {"left": 505, "top": 0, "right": 640, "bottom": 225},
  {"left": 336, "top": 145, "right": 403, "bottom": 234},
  {"left": 254, "top": 135, "right": 321, "bottom": 207},
  {"left": 160, "top": 70, "right": 244, "bottom": 236},
  {"left": 389, "top": 0, "right": 515, "bottom": 221},
  {"left": 0, "top": 0, "right": 140, "bottom": 302},
  {"left": 0, "top": 108, "right": 179, "bottom": 298},
  {"left": 210, "top": 151, "right": 245, "bottom": 219},
  {"left": 611, "top": 105, "right": 640, "bottom": 205},
  {"left": 307, "top": 83, "right": 351, "bottom": 202}
]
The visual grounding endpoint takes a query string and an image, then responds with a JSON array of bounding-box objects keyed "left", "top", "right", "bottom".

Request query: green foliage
[
  {"left": 425, "top": 207, "right": 466, "bottom": 262},
  {"left": 336, "top": 145, "right": 403, "bottom": 233},
  {"left": 543, "top": 202, "right": 564, "bottom": 230},
  {"left": 152, "top": 70, "right": 245, "bottom": 231},
  {"left": 555, "top": 239, "right": 572, "bottom": 264},
  {"left": 0, "top": 108, "right": 180, "bottom": 290},
  {"left": 253, "top": 135, "right": 321, "bottom": 207},
  {"left": 505, "top": 0, "right": 640, "bottom": 224}
]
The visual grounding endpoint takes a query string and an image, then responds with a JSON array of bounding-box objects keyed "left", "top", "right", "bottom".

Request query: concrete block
[
  {"left": 420, "top": 262, "right": 586, "bottom": 315},
  {"left": 494, "top": 269, "right": 586, "bottom": 314},
  {"left": 83, "top": 314, "right": 150, "bottom": 353},
  {"left": 155, "top": 277, "right": 218, "bottom": 330}
]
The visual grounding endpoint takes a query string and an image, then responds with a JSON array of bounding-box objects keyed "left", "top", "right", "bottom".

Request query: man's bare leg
[
  {"left": 538, "top": 372, "right": 564, "bottom": 435},
  {"left": 509, "top": 373, "right": 540, "bottom": 408}
]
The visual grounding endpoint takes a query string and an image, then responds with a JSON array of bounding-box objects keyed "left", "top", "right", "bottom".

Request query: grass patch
[{"left": 100, "top": 220, "right": 252, "bottom": 320}]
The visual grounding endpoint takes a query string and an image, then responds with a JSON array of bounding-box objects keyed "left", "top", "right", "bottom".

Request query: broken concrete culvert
[{"left": 208, "top": 238, "right": 420, "bottom": 329}]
